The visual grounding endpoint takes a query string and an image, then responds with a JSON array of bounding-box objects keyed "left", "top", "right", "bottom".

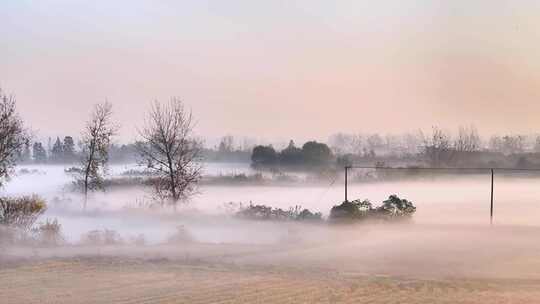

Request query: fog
[
  {"left": 5, "top": 163, "right": 540, "bottom": 280},
  {"left": 7, "top": 164, "right": 540, "bottom": 241}
]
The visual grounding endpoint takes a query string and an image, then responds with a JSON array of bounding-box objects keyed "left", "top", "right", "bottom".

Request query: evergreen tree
[
  {"left": 63, "top": 136, "right": 76, "bottom": 162},
  {"left": 51, "top": 137, "right": 63, "bottom": 162},
  {"left": 32, "top": 142, "right": 47, "bottom": 163},
  {"left": 21, "top": 139, "right": 31, "bottom": 163}
]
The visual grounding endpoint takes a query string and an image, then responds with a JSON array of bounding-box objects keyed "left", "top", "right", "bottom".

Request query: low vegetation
[
  {"left": 230, "top": 195, "right": 416, "bottom": 224},
  {"left": 235, "top": 203, "right": 323, "bottom": 222},
  {"left": 330, "top": 195, "right": 416, "bottom": 222},
  {"left": 0, "top": 195, "right": 47, "bottom": 230},
  {"left": 80, "top": 229, "right": 124, "bottom": 246},
  {"left": 0, "top": 196, "right": 64, "bottom": 246},
  {"left": 30, "top": 219, "right": 64, "bottom": 246}
]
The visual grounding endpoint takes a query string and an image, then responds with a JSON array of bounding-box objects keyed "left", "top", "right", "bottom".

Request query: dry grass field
[
  {"left": 2, "top": 255, "right": 540, "bottom": 304},
  {"left": 5, "top": 223, "right": 540, "bottom": 303}
]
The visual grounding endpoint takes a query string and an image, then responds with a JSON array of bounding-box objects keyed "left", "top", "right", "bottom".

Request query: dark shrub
[
  {"left": 301, "top": 141, "right": 333, "bottom": 166},
  {"left": 296, "top": 208, "right": 323, "bottom": 221},
  {"left": 251, "top": 145, "right": 278, "bottom": 167},
  {"left": 329, "top": 199, "right": 372, "bottom": 222},
  {"left": 329, "top": 195, "right": 416, "bottom": 223},
  {"left": 375, "top": 195, "right": 416, "bottom": 220}
]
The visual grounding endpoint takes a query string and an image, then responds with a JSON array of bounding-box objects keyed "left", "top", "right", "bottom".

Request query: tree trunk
[
  {"left": 166, "top": 152, "right": 178, "bottom": 211},
  {"left": 83, "top": 141, "right": 96, "bottom": 211}
]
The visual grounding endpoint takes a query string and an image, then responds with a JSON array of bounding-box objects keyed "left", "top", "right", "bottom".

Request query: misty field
[
  {"left": 4, "top": 242, "right": 540, "bottom": 304},
  {"left": 5, "top": 222, "right": 540, "bottom": 303},
  {"left": 5, "top": 165, "right": 540, "bottom": 303}
]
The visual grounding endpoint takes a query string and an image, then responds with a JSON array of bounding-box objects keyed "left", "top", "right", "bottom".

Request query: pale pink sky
[{"left": 2, "top": 1, "right": 540, "bottom": 142}]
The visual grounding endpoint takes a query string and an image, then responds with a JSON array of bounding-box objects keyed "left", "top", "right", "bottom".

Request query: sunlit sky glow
[{"left": 2, "top": 1, "right": 540, "bottom": 143}]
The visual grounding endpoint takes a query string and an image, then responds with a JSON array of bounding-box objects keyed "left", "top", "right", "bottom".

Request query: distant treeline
[
  {"left": 19, "top": 126, "right": 540, "bottom": 170},
  {"left": 17, "top": 135, "right": 253, "bottom": 164},
  {"left": 17, "top": 137, "right": 138, "bottom": 164},
  {"left": 250, "top": 126, "right": 540, "bottom": 170},
  {"left": 251, "top": 140, "right": 333, "bottom": 169}
]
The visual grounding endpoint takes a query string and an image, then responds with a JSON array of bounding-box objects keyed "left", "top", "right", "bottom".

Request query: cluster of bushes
[
  {"left": 235, "top": 203, "right": 323, "bottom": 222},
  {"left": 329, "top": 195, "right": 416, "bottom": 222},
  {"left": 232, "top": 195, "right": 416, "bottom": 224},
  {"left": 0, "top": 196, "right": 64, "bottom": 246}
]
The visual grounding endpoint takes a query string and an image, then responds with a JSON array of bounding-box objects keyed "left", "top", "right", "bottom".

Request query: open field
[
  {"left": 2, "top": 255, "right": 540, "bottom": 304},
  {"left": 4, "top": 224, "right": 540, "bottom": 303}
]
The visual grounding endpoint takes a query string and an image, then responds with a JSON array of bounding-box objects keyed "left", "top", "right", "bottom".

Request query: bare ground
[
  {"left": 4, "top": 224, "right": 540, "bottom": 303},
  {"left": 2, "top": 255, "right": 540, "bottom": 304}
]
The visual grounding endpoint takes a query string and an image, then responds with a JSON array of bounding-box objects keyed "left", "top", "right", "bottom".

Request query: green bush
[
  {"left": 376, "top": 195, "right": 417, "bottom": 219},
  {"left": 329, "top": 199, "right": 372, "bottom": 221},
  {"left": 329, "top": 195, "right": 416, "bottom": 223}
]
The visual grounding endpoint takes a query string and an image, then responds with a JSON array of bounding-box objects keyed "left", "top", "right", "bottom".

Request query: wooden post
[
  {"left": 345, "top": 166, "right": 349, "bottom": 202},
  {"left": 490, "top": 168, "right": 494, "bottom": 225}
]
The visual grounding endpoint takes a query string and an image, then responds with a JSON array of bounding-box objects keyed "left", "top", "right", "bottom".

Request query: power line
[
  {"left": 341, "top": 165, "right": 540, "bottom": 225},
  {"left": 346, "top": 166, "right": 540, "bottom": 171}
]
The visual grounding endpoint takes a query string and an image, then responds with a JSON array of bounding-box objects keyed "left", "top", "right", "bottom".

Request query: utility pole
[
  {"left": 344, "top": 166, "right": 349, "bottom": 202},
  {"left": 490, "top": 168, "right": 494, "bottom": 225}
]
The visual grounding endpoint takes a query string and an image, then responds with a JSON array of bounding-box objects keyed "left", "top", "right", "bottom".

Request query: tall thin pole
[
  {"left": 345, "top": 166, "right": 349, "bottom": 202},
  {"left": 490, "top": 168, "right": 494, "bottom": 225}
]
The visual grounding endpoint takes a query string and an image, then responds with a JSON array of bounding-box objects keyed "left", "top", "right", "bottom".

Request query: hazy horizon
[{"left": 3, "top": 1, "right": 540, "bottom": 142}]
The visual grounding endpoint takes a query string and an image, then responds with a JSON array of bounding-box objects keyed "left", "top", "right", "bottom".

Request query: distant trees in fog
[
  {"left": 489, "top": 135, "right": 526, "bottom": 155},
  {"left": 32, "top": 142, "right": 47, "bottom": 163},
  {"left": 49, "top": 136, "right": 77, "bottom": 163},
  {"left": 420, "top": 127, "right": 454, "bottom": 167},
  {"left": 0, "top": 88, "right": 30, "bottom": 187},
  {"left": 328, "top": 132, "right": 422, "bottom": 157},
  {"left": 454, "top": 126, "right": 481, "bottom": 152},
  {"left": 326, "top": 127, "right": 540, "bottom": 169},
  {"left": 137, "top": 99, "right": 202, "bottom": 209},
  {"left": 251, "top": 145, "right": 278, "bottom": 166},
  {"left": 22, "top": 139, "right": 137, "bottom": 164},
  {"left": 201, "top": 135, "right": 252, "bottom": 163},
  {"left": 279, "top": 140, "right": 303, "bottom": 165},
  {"left": 251, "top": 140, "right": 333, "bottom": 168}
]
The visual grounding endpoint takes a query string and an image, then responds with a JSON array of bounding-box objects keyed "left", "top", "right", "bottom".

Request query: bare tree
[
  {"left": 137, "top": 99, "right": 202, "bottom": 210},
  {"left": 75, "top": 102, "right": 117, "bottom": 209},
  {"left": 0, "top": 88, "right": 29, "bottom": 187},
  {"left": 420, "top": 127, "right": 453, "bottom": 167},
  {"left": 489, "top": 134, "right": 525, "bottom": 155},
  {"left": 454, "top": 125, "right": 481, "bottom": 152},
  {"left": 218, "top": 135, "right": 235, "bottom": 153}
]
